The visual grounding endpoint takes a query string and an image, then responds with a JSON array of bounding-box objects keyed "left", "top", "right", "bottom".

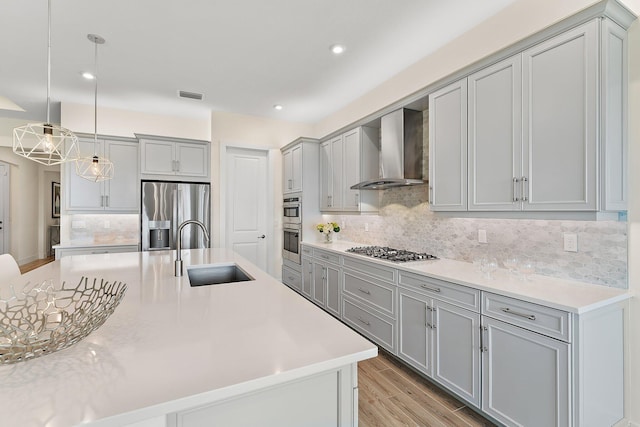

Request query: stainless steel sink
[{"left": 187, "top": 263, "right": 254, "bottom": 286}]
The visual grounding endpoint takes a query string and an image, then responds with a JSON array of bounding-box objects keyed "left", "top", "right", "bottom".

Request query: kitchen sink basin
[{"left": 187, "top": 263, "right": 254, "bottom": 286}]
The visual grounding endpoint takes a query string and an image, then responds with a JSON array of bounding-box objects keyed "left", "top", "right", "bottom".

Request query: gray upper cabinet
[
  {"left": 522, "top": 20, "right": 598, "bottom": 211},
  {"left": 429, "top": 79, "right": 468, "bottom": 211},
  {"left": 138, "top": 134, "right": 210, "bottom": 182},
  {"left": 430, "top": 16, "right": 629, "bottom": 214},
  {"left": 601, "top": 18, "right": 628, "bottom": 212},
  {"left": 320, "top": 127, "right": 379, "bottom": 213},
  {"left": 64, "top": 136, "right": 139, "bottom": 213},
  {"left": 282, "top": 137, "right": 319, "bottom": 195},
  {"left": 468, "top": 56, "right": 522, "bottom": 211}
]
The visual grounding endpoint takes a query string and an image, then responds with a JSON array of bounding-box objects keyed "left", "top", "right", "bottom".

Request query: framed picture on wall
[{"left": 52, "top": 182, "right": 61, "bottom": 218}]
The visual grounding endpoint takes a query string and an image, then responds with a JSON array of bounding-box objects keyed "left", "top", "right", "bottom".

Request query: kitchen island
[{"left": 0, "top": 249, "right": 377, "bottom": 427}]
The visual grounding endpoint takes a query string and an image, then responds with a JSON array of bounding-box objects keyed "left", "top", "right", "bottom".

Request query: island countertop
[{"left": 0, "top": 249, "right": 377, "bottom": 427}]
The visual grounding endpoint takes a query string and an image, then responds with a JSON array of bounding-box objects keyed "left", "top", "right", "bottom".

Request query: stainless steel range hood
[{"left": 351, "top": 108, "right": 425, "bottom": 190}]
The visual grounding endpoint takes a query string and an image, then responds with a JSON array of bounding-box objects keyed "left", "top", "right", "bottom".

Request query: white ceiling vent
[{"left": 178, "top": 90, "right": 203, "bottom": 100}]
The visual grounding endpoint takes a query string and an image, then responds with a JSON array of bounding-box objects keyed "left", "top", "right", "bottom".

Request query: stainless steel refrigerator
[{"left": 141, "top": 181, "right": 210, "bottom": 251}]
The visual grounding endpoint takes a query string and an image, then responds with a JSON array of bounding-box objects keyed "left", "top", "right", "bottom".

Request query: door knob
[{"left": 258, "top": 235, "right": 266, "bottom": 239}]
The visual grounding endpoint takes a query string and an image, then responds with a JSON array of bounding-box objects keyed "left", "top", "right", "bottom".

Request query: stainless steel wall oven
[{"left": 283, "top": 196, "right": 302, "bottom": 264}]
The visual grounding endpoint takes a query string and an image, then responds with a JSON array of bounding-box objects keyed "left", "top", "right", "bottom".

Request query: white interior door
[
  {"left": 0, "top": 162, "right": 9, "bottom": 255},
  {"left": 225, "top": 148, "right": 268, "bottom": 271}
]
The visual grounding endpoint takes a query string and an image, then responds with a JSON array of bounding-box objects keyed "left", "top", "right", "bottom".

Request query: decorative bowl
[{"left": 0, "top": 277, "right": 127, "bottom": 365}]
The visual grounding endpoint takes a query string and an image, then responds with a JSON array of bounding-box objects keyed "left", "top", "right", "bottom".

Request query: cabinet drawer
[
  {"left": 343, "top": 269, "right": 396, "bottom": 318},
  {"left": 343, "top": 256, "right": 396, "bottom": 284},
  {"left": 399, "top": 271, "right": 480, "bottom": 311},
  {"left": 301, "top": 245, "right": 313, "bottom": 257},
  {"left": 342, "top": 297, "right": 395, "bottom": 354},
  {"left": 313, "top": 249, "right": 340, "bottom": 265},
  {"left": 282, "top": 266, "right": 302, "bottom": 293},
  {"left": 482, "top": 292, "right": 571, "bottom": 342}
]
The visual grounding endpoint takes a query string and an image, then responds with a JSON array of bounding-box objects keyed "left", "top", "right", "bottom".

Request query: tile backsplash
[
  {"left": 327, "top": 186, "right": 627, "bottom": 289},
  {"left": 61, "top": 214, "right": 140, "bottom": 245}
]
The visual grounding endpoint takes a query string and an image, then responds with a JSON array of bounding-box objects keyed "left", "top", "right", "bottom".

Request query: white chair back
[{"left": 0, "top": 253, "right": 21, "bottom": 284}]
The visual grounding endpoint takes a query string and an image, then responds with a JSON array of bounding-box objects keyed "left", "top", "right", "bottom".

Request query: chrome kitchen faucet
[{"left": 175, "top": 220, "right": 210, "bottom": 277}]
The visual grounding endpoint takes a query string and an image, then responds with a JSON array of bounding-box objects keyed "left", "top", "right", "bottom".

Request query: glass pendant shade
[
  {"left": 76, "top": 154, "right": 114, "bottom": 182},
  {"left": 12, "top": 0, "right": 79, "bottom": 166}
]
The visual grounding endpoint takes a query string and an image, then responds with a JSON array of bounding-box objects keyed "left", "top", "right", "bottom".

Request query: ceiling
[{"left": 0, "top": 0, "right": 518, "bottom": 124}]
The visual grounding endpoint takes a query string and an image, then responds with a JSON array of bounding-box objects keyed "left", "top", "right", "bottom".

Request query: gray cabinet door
[
  {"left": 429, "top": 79, "right": 468, "bottom": 211},
  {"left": 302, "top": 257, "right": 313, "bottom": 299},
  {"left": 290, "top": 144, "right": 303, "bottom": 193},
  {"left": 468, "top": 56, "right": 522, "bottom": 211},
  {"left": 398, "top": 288, "right": 430, "bottom": 375},
  {"left": 319, "top": 141, "right": 331, "bottom": 210},
  {"left": 330, "top": 136, "right": 343, "bottom": 210},
  {"left": 140, "top": 139, "right": 174, "bottom": 175},
  {"left": 104, "top": 140, "right": 138, "bottom": 211},
  {"left": 481, "top": 317, "right": 570, "bottom": 426},
  {"left": 522, "top": 20, "right": 598, "bottom": 211},
  {"left": 282, "top": 148, "right": 293, "bottom": 193},
  {"left": 65, "top": 137, "right": 104, "bottom": 211},
  {"left": 325, "top": 263, "right": 341, "bottom": 318},
  {"left": 432, "top": 300, "right": 480, "bottom": 407},
  {"left": 312, "top": 260, "right": 326, "bottom": 307},
  {"left": 342, "top": 128, "right": 360, "bottom": 211}
]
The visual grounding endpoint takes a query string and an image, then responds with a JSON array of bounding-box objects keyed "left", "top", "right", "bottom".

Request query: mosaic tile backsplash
[{"left": 326, "top": 186, "right": 628, "bottom": 289}]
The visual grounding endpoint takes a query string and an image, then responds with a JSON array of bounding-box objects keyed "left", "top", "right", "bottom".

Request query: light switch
[
  {"left": 104, "top": 221, "right": 110, "bottom": 229},
  {"left": 478, "top": 229, "right": 487, "bottom": 244},
  {"left": 364, "top": 223, "right": 369, "bottom": 232}
]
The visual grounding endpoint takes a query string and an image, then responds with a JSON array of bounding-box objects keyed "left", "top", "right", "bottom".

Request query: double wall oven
[{"left": 283, "top": 196, "right": 301, "bottom": 264}]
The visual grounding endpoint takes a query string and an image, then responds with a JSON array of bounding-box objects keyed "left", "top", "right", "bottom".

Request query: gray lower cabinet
[
  {"left": 301, "top": 256, "right": 313, "bottom": 299},
  {"left": 398, "top": 286, "right": 481, "bottom": 407},
  {"left": 311, "top": 251, "right": 341, "bottom": 318},
  {"left": 282, "top": 264, "right": 302, "bottom": 294},
  {"left": 342, "top": 257, "right": 397, "bottom": 354},
  {"left": 481, "top": 316, "right": 570, "bottom": 426}
]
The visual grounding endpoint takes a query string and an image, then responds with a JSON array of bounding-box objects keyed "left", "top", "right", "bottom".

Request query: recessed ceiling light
[
  {"left": 330, "top": 44, "right": 345, "bottom": 55},
  {"left": 273, "top": 104, "right": 283, "bottom": 110},
  {"left": 82, "top": 72, "right": 95, "bottom": 80}
]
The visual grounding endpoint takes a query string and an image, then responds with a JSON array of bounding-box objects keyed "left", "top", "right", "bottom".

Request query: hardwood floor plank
[
  {"left": 19, "top": 256, "right": 54, "bottom": 274},
  {"left": 453, "top": 406, "right": 497, "bottom": 427},
  {"left": 359, "top": 351, "right": 497, "bottom": 427},
  {"left": 358, "top": 382, "right": 416, "bottom": 427}
]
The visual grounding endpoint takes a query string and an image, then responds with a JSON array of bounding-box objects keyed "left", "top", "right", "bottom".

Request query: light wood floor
[
  {"left": 358, "top": 350, "right": 496, "bottom": 427},
  {"left": 19, "top": 256, "right": 54, "bottom": 274}
]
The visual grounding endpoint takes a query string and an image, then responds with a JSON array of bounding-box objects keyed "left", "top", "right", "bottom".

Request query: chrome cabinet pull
[
  {"left": 288, "top": 276, "right": 295, "bottom": 281},
  {"left": 429, "top": 185, "right": 433, "bottom": 204},
  {"left": 501, "top": 307, "right": 536, "bottom": 321},
  {"left": 480, "top": 325, "right": 488, "bottom": 352},
  {"left": 288, "top": 179, "right": 292, "bottom": 189},
  {"left": 420, "top": 284, "right": 441, "bottom": 293},
  {"left": 176, "top": 160, "right": 180, "bottom": 172},
  {"left": 358, "top": 287, "right": 371, "bottom": 295},
  {"left": 105, "top": 195, "right": 109, "bottom": 207},
  {"left": 357, "top": 317, "right": 370, "bottom": 326},
  {"left": 321, "top": 255, "right": 329, "bottom": 260},
  {"left": 512, "top": 177, "right": 520, "bottom": 202},
  {"left": 521, "top": 176, "right": 528, "bottom": 202},
  {"left": 355, "top": 193, "right": 359, "bottom": 207}
]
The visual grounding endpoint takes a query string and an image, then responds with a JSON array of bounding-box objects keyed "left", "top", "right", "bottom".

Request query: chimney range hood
[{"left": 351, "top": 108, "right": 425, "bottom": 190}]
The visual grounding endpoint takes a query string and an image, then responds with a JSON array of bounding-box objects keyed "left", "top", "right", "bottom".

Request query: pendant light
[
  {"left": 76, "top": 34, "right": 114, "bottom": 182},
  {"left": 12, "top": 0, "right": 79, "bottom": 166}
]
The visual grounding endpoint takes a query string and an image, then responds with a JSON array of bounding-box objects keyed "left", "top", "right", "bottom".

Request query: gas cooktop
[{"left": 346, "top": 246, "right": 437, "bottom": 263}]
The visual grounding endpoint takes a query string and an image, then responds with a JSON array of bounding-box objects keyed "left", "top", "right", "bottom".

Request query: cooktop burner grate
[{"left": 346, "top": 246, "right": 437, "bottom": 262}]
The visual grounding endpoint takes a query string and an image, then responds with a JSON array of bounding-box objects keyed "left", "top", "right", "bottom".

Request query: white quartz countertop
[
  {"left": 304, "top": 241, "right": 630, "bottom": 314},
  {"left": 0, "top": 249, "right": 377, "bottom": 427},
  {"left": 53, "top": 241, "right": 139, "bottom": 249}
]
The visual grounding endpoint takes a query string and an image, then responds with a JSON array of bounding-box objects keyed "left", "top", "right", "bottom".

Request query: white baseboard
[{"left": 18, "top": 255, "right": 37, "bottom": 266}]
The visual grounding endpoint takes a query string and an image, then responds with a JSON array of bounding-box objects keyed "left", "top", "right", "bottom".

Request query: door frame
[
  {"left": 0, "top": 161, "right": 10, "bottom": 255},
  {"left": 219, "top": 144, "right": 276, "bottom": 276}
]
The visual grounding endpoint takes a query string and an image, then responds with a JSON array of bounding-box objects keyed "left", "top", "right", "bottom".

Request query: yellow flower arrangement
[{"left": 317, "top": 222, "right": 340, "bottom": 234}]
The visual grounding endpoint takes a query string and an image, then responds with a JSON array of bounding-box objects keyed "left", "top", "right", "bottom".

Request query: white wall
[
  {"left": 0, "top": 147, "right": 41, "bottom": 265},
  {"left": 61, "top": 102, "right": 211, "bottom": 141}
]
